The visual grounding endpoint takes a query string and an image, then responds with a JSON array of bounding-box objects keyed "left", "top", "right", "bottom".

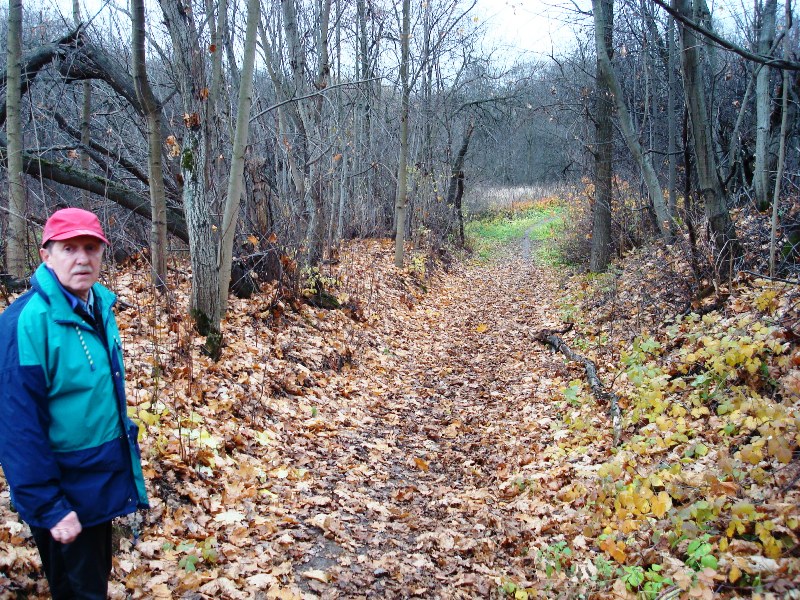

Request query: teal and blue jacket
[{"left": 0, "top": 264, "right": 148, "bottom": 529}]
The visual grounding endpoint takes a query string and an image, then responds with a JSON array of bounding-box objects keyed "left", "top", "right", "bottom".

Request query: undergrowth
[{"left": 473, "top": 189, "right": 800, "bottom": 599}]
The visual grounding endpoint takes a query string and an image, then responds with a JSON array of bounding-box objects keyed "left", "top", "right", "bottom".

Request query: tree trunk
[
  {"left": 674, "top": 0, "right": 742, "bottom": 274},
  {"left": 769, "top": 0, "right": 792, "bottom": 277},
  {"left": 258, "top": 22, "right": 306, "bottom": 208},
  {"left": 667, "top": 13, "right": 678, "bottom": 229},
  {"left": 593, "top": 0, "right": 673, "bottom": 243},
  {"left": 394, "top": 0, "right": 411, "bottom": 268},
  {"left": 753, "top": 0, "right": 777, "bottom": 210},
  {"left": 308, "top": 0, "right": 332, "bottom": 265},
  {"left": 0, "top": 26, "right": 83, "bottom": 128},
  {"left": 445, "top": 120, "right": 474, "bottom": 246},
  {"left": 0, "top": 139, "right": 188, "bottom": 242},
  {"left": 132, "top": 0, "right": 168, "bottom": 290},
  {"left": 217, "top": 0, "right": 260, "bottom": 328},
  {"left": 6, "top": 0, "right": 26, "bottom": 279},
  {"left": 72, "top": 0, "right": 92, "bottom": 207},
  {"left": 159, "top": 0, "right": 221, "bottom": 337},
  {"left": 590, "top": 0, "right": 614, "bottom": 272}
]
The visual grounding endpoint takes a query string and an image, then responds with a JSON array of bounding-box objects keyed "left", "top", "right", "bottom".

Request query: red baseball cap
[{"left": 42, "top": 208, "right": 110, "bottom": 246}]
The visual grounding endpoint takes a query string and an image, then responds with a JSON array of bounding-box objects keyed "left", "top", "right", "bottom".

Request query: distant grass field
[{"left": 464, "top": 195, "right": 565, "bottom": 263}]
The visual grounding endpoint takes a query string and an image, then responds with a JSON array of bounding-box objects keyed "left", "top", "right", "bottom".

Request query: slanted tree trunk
[
  {"left": 590, "top": 0, "right": 614, "bottom": 272},
  {"left": 593, "top": 0, "right": 673, "bottom": 243},
  {"left": 217, "top": 0, "right": 260, "bottom": 328},
  {"left": 674, "top": 0, "right": 742, "bottom": 274},
  {"left": 6, "top": 0, "right": 26, "bottom": 279},
  {"left": 754, "top": 0, "right": 777, "bottom": 210},
  {"left": 394, "top": 0, "right": 411, "bottom": 268},
  {"left": 132, "top": 0, "right": 168, "bottom": 290}
]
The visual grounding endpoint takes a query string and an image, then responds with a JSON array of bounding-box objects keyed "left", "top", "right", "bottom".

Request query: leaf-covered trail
[
  {"left": 289, "top": 246, "right": 572, "bottom": 598},
  {"left": 2, "top": 240, "right": 598, "bottom": 600}
]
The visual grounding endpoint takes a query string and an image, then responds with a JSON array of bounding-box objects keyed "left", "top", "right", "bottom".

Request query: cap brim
[{"left": 44, "top": 229, "right": 110, "bottom": 245}]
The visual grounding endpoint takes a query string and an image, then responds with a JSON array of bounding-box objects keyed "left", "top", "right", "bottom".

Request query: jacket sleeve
[{"left": 0, "top": 313, "right": 74, "bottom": 529}]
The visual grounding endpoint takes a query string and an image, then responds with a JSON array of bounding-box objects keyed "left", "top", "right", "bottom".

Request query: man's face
[{"left": 39, "top": 236, "right": 104, "bottom": 301}]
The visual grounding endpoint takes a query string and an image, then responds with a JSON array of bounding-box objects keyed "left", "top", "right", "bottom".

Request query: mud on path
[{"left": 286, "top": 246, "right": 580, "bottom": 599}]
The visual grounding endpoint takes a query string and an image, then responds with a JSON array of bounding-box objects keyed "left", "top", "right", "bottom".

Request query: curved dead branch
[
  {"left": 0, "top": 136, "right": 189, "bottom": 244},
  {"left": 532, "top": 324, "right": 623, "bottom": 446}
]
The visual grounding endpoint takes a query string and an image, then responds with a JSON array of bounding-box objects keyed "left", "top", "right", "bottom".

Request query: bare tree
[
  {"left": 72, "top": 0, "right": 92, "bottom": 206},
  {"left": 394, "top": 0, "right": 411, "bottom": 267},
  {"left": 593, "top": 0, "right": 673, "bottom": 244},
  {"left": 590, "top": 0, "right": 615, "bottom": 272},
  {"left": 159, "top": 0, "right": 221, "bottom": 338},
  {"left": 6, "top": 0, "right": 25, "bottom": 279},
  {"left": 673, "top": 0, "right": 742, "bottom": 273},
  {"left": 132, "top": 0, "right": 168, "bottom": 290},
  {"left": 770, "top": 0, "right": 793, "bottom": 276},
  {"left": 754, "top": 0, "right": 778, "bottom": 210},
  {"left": 217, "top": 0, "right": 260, "bottom": 325}
]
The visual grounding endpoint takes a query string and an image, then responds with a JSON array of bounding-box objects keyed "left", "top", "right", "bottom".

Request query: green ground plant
[{"left": 464, "top": 197, "right": 564, "bottom": 262}]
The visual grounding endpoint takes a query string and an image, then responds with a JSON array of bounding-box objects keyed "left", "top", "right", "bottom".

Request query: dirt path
[{"left": 288, "top": 247, "right": 572, "bottom": 598}]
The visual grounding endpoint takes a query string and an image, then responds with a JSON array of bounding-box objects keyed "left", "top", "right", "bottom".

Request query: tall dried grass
[{"left": 464, "top": 183, "right": 573, "bottom": 217}]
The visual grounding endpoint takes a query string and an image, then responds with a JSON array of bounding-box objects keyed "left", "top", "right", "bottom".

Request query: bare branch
[{"left": 653, "top": 0, "right": 800, "bottom": 71}]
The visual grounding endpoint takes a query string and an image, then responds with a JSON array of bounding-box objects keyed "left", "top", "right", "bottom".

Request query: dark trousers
[{"left": 30, "top": 521, "right": 112, "bottom": 600}]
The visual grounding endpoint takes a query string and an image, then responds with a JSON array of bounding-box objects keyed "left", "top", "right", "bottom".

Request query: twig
[
  {"left": 249, "top": 77, "right": 382, "bottom": 122},
  {"left": 741, "top": 270, "right": 800, "bottom": 286}
]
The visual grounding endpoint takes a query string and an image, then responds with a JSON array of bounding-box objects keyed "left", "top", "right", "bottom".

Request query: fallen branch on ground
[{"left": 532, "top": 324, "right": 622, "bottom": 446}]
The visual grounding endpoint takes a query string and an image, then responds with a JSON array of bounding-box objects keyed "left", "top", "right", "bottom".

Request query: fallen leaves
[{"left": 1, "top": 235, "right": 798, "bottom": 598}]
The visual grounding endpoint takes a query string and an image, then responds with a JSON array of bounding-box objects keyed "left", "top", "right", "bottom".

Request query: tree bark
[
  {"left": 753, "top": 0, "right": 777, "bottom": 210},
  {"left": 72, "top": 0, "right": 91, "bottom": 206},
  {"left": 593, "top": 0, "right": 673, "bottom": 244},
  {"left": 590, "top": 0, "right": 614, "bottom": 272},
  {"left": 445, "top": 120, "right": 474, "bottom": 246},
  {"left": 667, "top": 13, "right": 678, "bottom": 229},
  {"left": 159, "top": 0, "right": 221, "bottom": 337},
  {"left": 0, "top": 26, "right": 83, "bottom": 127},
  {"left": 6, "top": 0, "right": 26, "bottom": 278},
  {"left": 217, "top": 0, "right": 260, "bottom": 328},
  {"left": 394, "top": 0, "right": 411, "bottom": 268},
  {"left": 0, "top": 140, "right": 188, "bottom": 242},
  {"left": 769, "top": 0, "right": 792, "bottom": 277},
  {"left": 132, "top": 0, "right": 168, "bottom": 290},
  {"left": 674, "top": 0, "right": 742, "bottom": 276}
]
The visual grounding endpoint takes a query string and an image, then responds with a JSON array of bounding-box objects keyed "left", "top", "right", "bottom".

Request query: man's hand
[{"left": 50, "top": 511, "right": 82, "bottom": 544}]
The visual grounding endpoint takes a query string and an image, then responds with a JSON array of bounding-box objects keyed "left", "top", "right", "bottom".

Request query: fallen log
[
  {"left": 0, "top": 134, "right": 190, "bottom": 244},
  {"left": 532, "top": 324, "right": 622, "bottom": 446}
]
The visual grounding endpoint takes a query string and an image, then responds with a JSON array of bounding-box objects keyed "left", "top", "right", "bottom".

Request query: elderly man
[{"left": 0, "top": 207, "right": 148, "bottom": 599}]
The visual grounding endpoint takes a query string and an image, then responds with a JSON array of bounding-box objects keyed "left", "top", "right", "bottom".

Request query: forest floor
[{"left": 1, "top": 199, "right": 799, "bottom": 599}]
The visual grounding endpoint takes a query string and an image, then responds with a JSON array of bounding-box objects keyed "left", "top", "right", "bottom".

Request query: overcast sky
[
  {"left": 474, "top": 0, "right": 587, "bottom": 57},
  {"left": 45, "top": 0, "right": 749, "bottom": 61}
]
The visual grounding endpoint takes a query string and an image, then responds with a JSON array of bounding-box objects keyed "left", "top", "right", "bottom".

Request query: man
[{"left": 0, "top": 207, "right": 148, "bottom": 599}]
